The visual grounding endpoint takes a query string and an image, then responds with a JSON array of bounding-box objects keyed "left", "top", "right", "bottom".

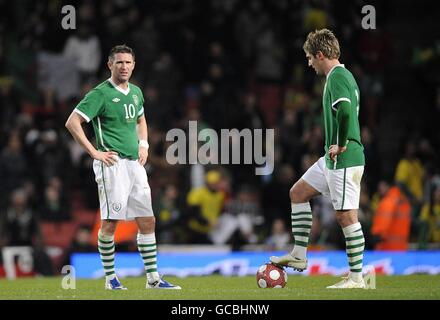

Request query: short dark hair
[{"left": 108, "top": 45, "right": 135, "bottom": 61}]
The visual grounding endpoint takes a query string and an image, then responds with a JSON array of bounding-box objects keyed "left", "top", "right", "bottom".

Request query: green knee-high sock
[
  {"left": 290, "top": 202, "right": 312, "bottom": 259},
  {"left": 137, "top": 233, "right": 160, "bottom": 283},
  {"left": 343, "top": 222, "right": 365, "bottom": 282},
  {"left": 98, "top": 230, "right": 116, "bottom": 279}
]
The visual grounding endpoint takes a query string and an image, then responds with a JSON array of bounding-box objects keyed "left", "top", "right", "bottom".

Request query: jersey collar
[
  {"left": 326, "top": 64, "right": 345, "bottom": 80},
  {"left": 108, "top": 78, "right": 130, "bottom": 95}
]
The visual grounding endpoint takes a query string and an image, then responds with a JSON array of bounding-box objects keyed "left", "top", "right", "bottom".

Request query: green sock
[
  {"left": 137, "top": 233, "right": 159, "bottom": 283},
  {"left": 290, "top": 202, "right": 312, "bottom": 259},
  {"left": 98, "top": 230, "right": 116, "bottom": 279},
  {"left": 343, "top": 222, "right": 365, "bottom": 282}
]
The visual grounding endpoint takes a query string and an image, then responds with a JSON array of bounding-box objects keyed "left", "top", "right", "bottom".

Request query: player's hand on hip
[
  {"left": 138, "top": 146, "right": 149, "bottom": 166},
  {"left": 92, "top": 150, "right": 119, "bottom": 166},
  {"left": 328, "top": 145, "right": 347, "bottom": 162}
]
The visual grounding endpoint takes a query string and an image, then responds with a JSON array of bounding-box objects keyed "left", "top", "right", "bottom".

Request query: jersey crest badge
[
  {"left": 132, "top": 94, "right": 139, "bottom": 106},
  {"left": 112, "top": 202, "right": 122, "bottom": 213}
]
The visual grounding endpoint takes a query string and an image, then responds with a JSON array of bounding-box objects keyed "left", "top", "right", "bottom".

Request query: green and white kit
[
  {"left": 303, "top": 65, "right": 365, "bottom": 210},
  {"left": 75, "top": 78, "right": 153, "bottom": 220}
]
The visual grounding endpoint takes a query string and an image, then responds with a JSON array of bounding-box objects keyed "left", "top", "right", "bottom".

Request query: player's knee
[
  {"left": 138, "top": 217, "right": 155, "bottom": 233},
  {"left": 335, "top": 214, "right": 344, "bottom": 226},
  {"left": 335, "top": 210, "right": 358, "bottom": 227},
  {"left": 290, "top": 185, "right": 307, "bottom": 203},
  {"left": 100, "top": 224, "right": 116, "bottom": 236},
  {"left": 149, "top": 216, "right": 156, "bottom": 229}
]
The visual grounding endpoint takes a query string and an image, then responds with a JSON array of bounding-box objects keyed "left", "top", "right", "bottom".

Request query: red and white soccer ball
[{"left": 256, "top": 263, "right": 287, "bottom": 288}]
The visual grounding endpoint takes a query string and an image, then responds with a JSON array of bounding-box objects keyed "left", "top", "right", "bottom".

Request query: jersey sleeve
[
  {"left": 336, "top": 100, "right": 351, "bottom": 147},
  {"left": 328, "top": 73, "right": 351, "bottom": 111},
  {"left": 74, "top": 89, "right": 105, "bottom": 122},
  {"left": 137, "top": 89, "right": 145, "bottom": 118}
]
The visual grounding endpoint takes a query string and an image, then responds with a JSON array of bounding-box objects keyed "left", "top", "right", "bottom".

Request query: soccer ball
[{"left": 256, "top": 263, "right": 287, "bottom": 288}]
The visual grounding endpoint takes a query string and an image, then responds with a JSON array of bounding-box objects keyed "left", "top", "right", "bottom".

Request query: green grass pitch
[{"left": 0, "top": 275, "right": 439, "bottom": 300}]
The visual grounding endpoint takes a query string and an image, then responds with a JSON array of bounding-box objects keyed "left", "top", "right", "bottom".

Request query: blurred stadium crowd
[{"left": 0, "top": 0, "right": 439, "bottom": 274}]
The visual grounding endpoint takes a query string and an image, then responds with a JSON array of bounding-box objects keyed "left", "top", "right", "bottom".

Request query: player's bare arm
[
  {"left": 137, "top": 114, "right": 149, "bottom": 166},
  {"left": 65, "top": 112, "right": 118, "bottom": 166}
]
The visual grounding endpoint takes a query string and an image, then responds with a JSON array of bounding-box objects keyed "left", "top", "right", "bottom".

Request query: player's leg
[
  {"left": 135, "top": 215, "right": 181, "bottom": 289},
  {"left": 135, "top": 217, "right": 159, "bottom": 283},
  {"left": 93, "top": 159, "right": 129, "bottom": 290},
  {"left": 336, "top": 209, "right": 365, "bottom": 285},
  {"left": 128, "top": 160, "right": 181, "bottom": 289},
  {"left": 289, "top": 180, "right": 321, "bottom": 261},
  {"left": 326, "top": 166, "right": 365, "bottom": 289},
  {"left": 270, "top": 157, "right": 328, "bottom": 270},
  {"left": 99, "top": 219, "right": 127, "bottom": 290},
  {"left": 270, "top": 179, "right": 320, "bottom": 270}
]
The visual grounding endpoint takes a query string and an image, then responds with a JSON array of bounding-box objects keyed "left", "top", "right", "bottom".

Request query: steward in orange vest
[{"left": 371, "top": 184, "right": 411, "bottom": 250}]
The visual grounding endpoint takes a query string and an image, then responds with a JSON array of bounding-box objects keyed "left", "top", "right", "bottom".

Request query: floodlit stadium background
[{"left": 0, "top": 0, "right": 439, "bottom": 279}]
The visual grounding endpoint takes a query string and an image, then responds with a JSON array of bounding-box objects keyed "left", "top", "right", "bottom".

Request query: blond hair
[{"left": 303, "top": 29, "right": 340, "bottom": 59}]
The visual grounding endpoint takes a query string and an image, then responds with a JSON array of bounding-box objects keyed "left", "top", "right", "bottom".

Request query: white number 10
[
  {"left": 355, "top": 89, "right": 360, "bottom": 116},
  {"left": 123, "top": 103, "right": 135, "bottom": 119}
]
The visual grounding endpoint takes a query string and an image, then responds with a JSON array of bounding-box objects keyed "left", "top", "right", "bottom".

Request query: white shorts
[
  {"left": 302, "top": 156, "right": 364, "bottom": 210},
  {"left": 93, "top": 157, "right": 154, "bottom": 220}
]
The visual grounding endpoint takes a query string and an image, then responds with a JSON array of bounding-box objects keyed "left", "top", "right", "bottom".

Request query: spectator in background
[
  {"left": 182, "top": 108, "right": 213, "bottom": 189},
  {"left": 154, "top": 184, "right": 184, "bottom": 244},
  {"left": 37, "top": 51, "right": 80, "bottom": 109},
  {"left": 262, "top": 163, "right": 296, "bottom": 227},
  {"left": 142, "top": 85, "right": 166, "bottom": 129},
  {"left": 371, "top": 180, "right": 411, "bottom": 250},
  {"left": 63, "top": 23, "right": 101, "bottom": 85},
  {"left": 0, "top": 189, "right": 41, "bottom": 247},
  {"left": 210, "top": 185, "right": 262, "bottom": 249},
  {"left": 265, "top": 218, "right": 290, "bottom": 251},
  {"left": 147, "top": 52, "right": 181, "bottom": 121},
  {"left": 358, "top": 186, "right": 375, "bottom": 249},
  {"left": 255, "top": 22, "right": 285, "bottom": 83},
  {"left": 361, "top": 127, "right": 380, "bottom": 192},
  {"left": 130, "top": 16, "right": 160, "bottom": 82},
  {"left": 278, "top": 109, "right": 304, "bottom": 170},
  {"left": 38, "top": 184, "right": 70, "bottom": 222},
  {"left": 0, "top": 131, "right": 28, "bottom": 206},
  {"left": 0, "top": 189, "right": 53, "bottom": 275},
  {"left": 234, "top": 0, "right": 269, "bottom": 67},
  {"left": 63, "top": 224, "right": 95, "bottom": 266},
  {"left": 77, "top": 144, "right": 100, "bottom": 210},
  {"left": 34, "top": 129, "right": 72, "bottom": 187},
  {"left": 313, "top": 195, "right": 342, "bottom": 248},
  {"left": 303, "top": 1, "right": 330, "bottom": 31},
  {"left": 419, "top": 186, "right": 440, "bottom": 247},
  {"left": 0, "top": 77, "right": 20, "bottom": 133},
  {"left": 236, "top": 92, "right": 266, "bottom": 130},
  {"left": 394, "top": 140, "right": 425, "bottom": 216},
  {"left": 186, "top": 170, "right": 225, "bottom": 244}
]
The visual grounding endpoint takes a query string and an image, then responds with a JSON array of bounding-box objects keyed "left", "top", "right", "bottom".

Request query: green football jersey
[
  {"left": 322, "top": 65, "right": 365, "bottom": 169},
  {"left": 75, "top": 79, "right": 145, "bottom": 159}
]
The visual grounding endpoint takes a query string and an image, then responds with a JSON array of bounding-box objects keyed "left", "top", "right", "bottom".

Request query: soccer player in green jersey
[
  {"left": 270, "top": 29, "right": 366, "bottom": 289},
  {"left": 65, "top": 45, "right": 180, "bottom": 290}
]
